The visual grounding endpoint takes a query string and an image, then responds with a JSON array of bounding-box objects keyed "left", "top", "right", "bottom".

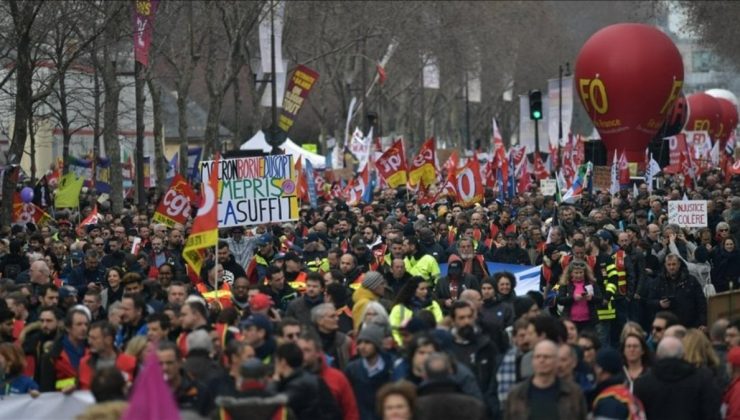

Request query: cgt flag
[
  {"left": 183, "top": 154, "right": 220, "bottom": 275},
  {"left": 153, "top": 174, "right": 196, "bottom": 228},
  {"left": 455, "top": 158, "right": 484, "bottom": 206},
  {"left": 375, "top": 139, "right": 407, "bottom": 188},
  {"left": 408, "top": 138, "right": 437, "bottom": 187}
]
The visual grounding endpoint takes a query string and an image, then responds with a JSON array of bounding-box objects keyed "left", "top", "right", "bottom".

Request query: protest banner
[
  {"left": 201, "top": 154, "right": 299, "bottom": 228},
  {"left": 540, "top": 179, "right": 557, "bottom": 196},
  {"left": 152, "top": 174, "right": 196, "bottom": 228},
  {"left": 278, "top": 65, "right": 319, "bottom": 133},
  {"left": 668, "top": 200, "right": 708, "bottom": 228},
  {"left": 0, "top": 391, "right": 94, "bottom": 420}
]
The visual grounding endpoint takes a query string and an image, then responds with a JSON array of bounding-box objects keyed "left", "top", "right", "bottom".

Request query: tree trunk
[
  {"left": 2, "top": 0, "right": 36, "bottom": 226},
  {"left": 147, "top": 78, "right": 166, "bottom": 194},
  {"left": 59, "top": 69, "right": 72, "bottom": 174},
  {"left": 102, "top": 56, "right": 123, "bottom": 214},
  {"left": 28, "top": 114, "right": 36, "bottom": 182},
  {"left": 203, "top": 93, "right": 225, "bottom": 158},
  {"left": 232, "top": 72, "right": 242, "bottom": 148}
]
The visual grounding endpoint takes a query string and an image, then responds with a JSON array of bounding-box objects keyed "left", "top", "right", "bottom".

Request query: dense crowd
[{"left": 0, "top": 167, "right": 738, "bottom": 420}]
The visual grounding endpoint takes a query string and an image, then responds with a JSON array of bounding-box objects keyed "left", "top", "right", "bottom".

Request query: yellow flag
[{"left": 54, "top": 173, "right": 84, "bottom": 208}]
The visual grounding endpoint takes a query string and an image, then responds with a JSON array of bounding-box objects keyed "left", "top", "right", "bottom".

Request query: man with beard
[
  {"left": 403, "top": 236, "right": 440, "bottom": 285},
  {"left": 100, "top": 237, "right": 126, "bottom": 269},
  {"left": 241, "top": 314, "right": 277, "bottom": 365},
  {"left": 246, "top": 234, "right": 278, "bottom": 285},
  {"left": 283, "top": 252, "right": 308, "bottom": 294},
  {"left": 448, "top": 300, "right": 499, "bottom": 417},
  {"left": 454, "top": 237, "right": 489, "bottom": 278},
  {"left": 67, "top": 249, "right": 106, "bottom": 297},
  {"left": 384, "top": 258, "right": 413, "bottom": 297},
  {"left": 492, "top": 232, "right": 531, "bottom": 265},
  {"left": 435, "top": 255, "right": 480, "bottom": 315},
  {"left": 204, "top": 241, "right": 246, "bottom": 287},
  {"left": 339, "top": 253, "right": 365, "bottom": 290},
  {"left": 78, "top": 321, "right": 137, "bottom": 389},
  {"left": 489, "top": 209, "right": 517, "bottom": 240},
  {"left": 21, "top": 306, "right": 62, "bottom": 382},
  {"left": 647, "top": 254, "right": 707, "bottom": 329},
  {"left": 115, "top": 294, "right": 148, "bottom": 349},
  {"left": 259, "top": 265, "right": 297, "bottom": 314},
  {"left": 286, "top": 272, "right": 325, "bottom": 324},
  {"left": 616, "top": 231, "right": 645, "bottom": 323},
  {"left": 195, "top": 263, "right": 234, "bottom": 311},
  {"left": 39, "top": 308, "right": 89, "bottom": 392},
  {"left": 350, "top": 236, "right": 374, "bottom": 273},
  {"left": 177, "top": 299, "right": 210, "bottom": 356},
  {"left": 381, "top": 237, "right": 405, "bottom": 274}
]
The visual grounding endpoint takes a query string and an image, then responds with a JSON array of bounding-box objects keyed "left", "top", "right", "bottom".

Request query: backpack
[{"left": 687, "top": 261, "right": 714, "bottom": 297}]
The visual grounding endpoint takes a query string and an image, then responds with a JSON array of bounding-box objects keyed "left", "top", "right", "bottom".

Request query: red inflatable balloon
[
  {"left": 685, "top": 92, "right": 722, "bottom": 140},
  {"left": 657, "top": 92, "right": 688, "bottom": 138},
  {"left": 715, "top": 98, "right": 738, "bottom": 146},
  {"left": 575, "top": 24, "right": 684, "bottom": 163}
]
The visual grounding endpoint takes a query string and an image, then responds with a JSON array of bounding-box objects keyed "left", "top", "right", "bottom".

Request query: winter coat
[
  {"left": 344, "top": 352, "right": 395, "bottom": 420},
  {"left": 274, "top": 368, "right": 322, "bottom": 420},
  {"left": 414, "top": 379, "right": 487, "bottom": 420},
  {"left": 555, "top": 279, "right": 603, "bottom": 322},
  {"left": 449, "top": 331, "right": 501, "bottom": 416},
  {"left": 633, "top": 358, "right": 721, "bottom": 420},
  {"left": 351, "top": 286, "right": 380, "bottom": 332},
  {"left": 504, "top": 378, "right": 587, "bottom": 420},
  {"left": 285, "top": 295, "right": 324, "bottom": 325},
  {"left": 710, "top": 247, "right": 740, "bottom": 292},
  {"left": 646, "top": 261, "right": 707, "bottom": 328}
]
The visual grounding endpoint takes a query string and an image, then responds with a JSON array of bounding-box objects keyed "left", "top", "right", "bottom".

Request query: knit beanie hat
[
  {"left": 362, "top": 271, "right": 385, "bottom": 292},
  {"left": 357, "top": 324, "right": 385, "bottom": 350},
  {"left": 595, "top": 348, "right": 623, "bottom": 375}
]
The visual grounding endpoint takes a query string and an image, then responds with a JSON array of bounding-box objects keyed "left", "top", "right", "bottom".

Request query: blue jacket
[{"left": 344, "top": 352, "right": 395, "bottom": 420}]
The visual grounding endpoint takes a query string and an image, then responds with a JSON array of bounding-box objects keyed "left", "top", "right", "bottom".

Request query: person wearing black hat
[
  {"left": 491, "top": 232, "right": 531, "bottom": 265},
  {"left": 586, "top": 348, "right": 645, "bottom": 418},
  {"left": 344, "top": 324, "right": 395, "bottom": 420},
  {"left": 215, "top": 357, "right": 291, "bottom": 420},
  {"left": 241, "top": 314, "right": 277, "bottom": 366},
  {"left": 282, "top": 252, "right": 308, "bottom": 294}
]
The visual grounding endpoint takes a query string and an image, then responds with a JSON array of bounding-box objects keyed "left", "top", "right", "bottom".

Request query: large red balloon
[
  {"left": 685, "top": 92, "right": 722, "bottom": 140},
  {"left": 715, "top": 98, "right": 738, "bottom": 146},
  {"left": 575, "top": 24, "right": 684, "bottom": 163}
]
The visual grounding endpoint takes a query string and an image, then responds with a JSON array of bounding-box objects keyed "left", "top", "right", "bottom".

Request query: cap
[
  {"left": 248, "top": 294, "right": 273, "bottom": 312},
  {"left": 273, "top": 252, "right": 287, "bottom": 261},
  {"left": 305, "top": 233, "right": 320, "bottom": 244},
  {"left": 85, "top": 224, "right": 99, "bottom": 233},
  {"left": 351, "top": 237, "right": 366, "bottom": 249},
  {"left": 728, "top": 347, "right": 740, "bottom": 367},
  {"left": 596, "top": 230, "right": 613, "bottom": 242},
  {"left": 60, "top": 285, "right": 78, "bottom": 299},
  {"left": 240, "top": 314, "right": 273, "bottom": 335},
  {"left": 231, "top": 226, "right": 245, "bottom": 234},
  {"left": 71, "top": 250, "right": 85, "bottom": 261},
  {"left": 595, "top": 348, "right": 623, "bottom": 375},
  {"left": 357, "top": 324, "right": 384, "bottom": 350},
  {"left": 257, "top": 233, "right": 273, "bottom": 246},
  {"left": 362, "top": 271, "right": 385, "bottom": 291}
]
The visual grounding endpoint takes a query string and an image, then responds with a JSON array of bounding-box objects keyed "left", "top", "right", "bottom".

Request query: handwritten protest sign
[
  {"left": 668, "top": 200, "right": 707, "bottom": 228},
  {"left": 201, "top": 154, "right": 299, "bottom": 228}
]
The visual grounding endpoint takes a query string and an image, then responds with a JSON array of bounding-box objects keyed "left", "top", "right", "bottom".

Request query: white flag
[
  {"left": 609, "top": 152, "right": 619, "bottom": 195},
  {"left": 646, "top": 153, "right": 661, "bottom": 193},
  {"left": 422, "top": 54, "right": 440, "bottom": 89},
  {"left": 258, "top": 1, "right": 285, "bottom": 74},
  {"left": 710, "top": 140, "right": 720, "bottom": 166}
]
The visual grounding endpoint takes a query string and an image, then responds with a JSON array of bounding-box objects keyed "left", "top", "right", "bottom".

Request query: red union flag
[
  {"left": 534, "top": 151, "right": 549, "bottom": 180},
  {"left": 375, "top": 140, "right": 407, "bottom": 188},
  {"left": 133, "top": 0, "right": 159, "bottom": 67},
  {"left": 346, "top": 165, "right": 369, "bottom": 206},
  {"left": 153, "top": 174, "right": 196, "bottom": 228},
  {"left": 455, "top": 158, "right": 483, "bottom": 206},
  {"left": 408, "top": 138, "right": 437, "bottom": 187}
]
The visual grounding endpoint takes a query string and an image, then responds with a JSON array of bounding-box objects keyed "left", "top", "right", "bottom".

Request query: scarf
[{"left": 62, "top": 335, "right": 86, "bottom": 370}]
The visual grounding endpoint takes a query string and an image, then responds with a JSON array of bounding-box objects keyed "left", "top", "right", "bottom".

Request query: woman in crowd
[
  {"left": 682, "top": 328, "right": 725, "bottom": 388},
  {"left": 0, "top": 342, "right": 39, "bottom": 395},
  {"left": 494, "top": 271, "right": 517, "bottom": 309},
  {"left": 376, "top": 380, "right": 416, "bottom": 420},
  {"left": 709, "top": 237, "right": 740, "bottom": 293},
  {"left": 102, "top": 267, "right": 125, "bottom": 309},
  {"left": 577, "top": 331, "right": 601, "bottom": 370},
  {"left": 389, "top": 277, "right": 443, "bottom": 346},
  {"left": 562, "top": 319, "right": 579, "bottom": 345},
  {"left": 621, "top": 332, "right": 651, "bottom": 391},
  {"left": 556, "top": 260, "right": 601, "bottom": 332}
]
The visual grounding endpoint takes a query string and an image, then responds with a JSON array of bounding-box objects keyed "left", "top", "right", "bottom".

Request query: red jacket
[
  {"left": 725, "top": 376, "right": 740, "bottom": 420},
  {"left": 78, "top": 352, "right": 137, "bottom": 390},
  {"left": 319, "top": 355, "right": 360, "bottom": 420}
]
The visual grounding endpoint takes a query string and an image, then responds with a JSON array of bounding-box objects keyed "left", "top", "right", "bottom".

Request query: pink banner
[{"left": 133, "top": 0, "right": 159, "bottom": 67}]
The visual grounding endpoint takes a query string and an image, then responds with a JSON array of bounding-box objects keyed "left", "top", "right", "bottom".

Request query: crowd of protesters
[{"left": 0, "top": 166, "right": 737, "bottom": 420}]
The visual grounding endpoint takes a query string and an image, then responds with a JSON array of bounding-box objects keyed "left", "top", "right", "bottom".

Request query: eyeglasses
[
  {"left": 285, "top": 333, "right": 299, "bottom": 339},
  {"left": 652, "top": 326, "right": 664, "bottom": 332},
  {"left": 718, "top": 228, "right": 729, "bottom": 232}
]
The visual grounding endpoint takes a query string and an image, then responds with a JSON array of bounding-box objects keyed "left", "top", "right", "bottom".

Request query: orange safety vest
[
  {"left": 611, "top": 250, "right": 628, "bottom": 295},
  {"left": 195, "top": 281, "right": 233, "bottom": 310},
  {"left": 561, "top": 254, "right": 597, "bottom": 271}
]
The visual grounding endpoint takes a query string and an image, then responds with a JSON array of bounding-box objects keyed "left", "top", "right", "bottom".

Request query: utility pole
[
  {"left": 269, "top": 0, "right": 279, "bottom": 155},
  {"left": 361, "top": 35, "right": 368, "bottom": 135},
  {"left": 464, "top": 71, "right": 471, "bottom": 151},
  {"left": 135, "top": 61, "right": 146, "bottom": 209},
  {"left": 419, "top": 64, "right": 425, "bottom": 144}
]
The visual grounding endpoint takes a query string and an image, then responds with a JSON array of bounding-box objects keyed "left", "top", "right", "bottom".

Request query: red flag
[
  {"left": 152, "top": 174, "right": 196, "bottom": 228},
  {"left": 549, "top": 142, "right": 560, "bottom": 172},
  {"left": 534, "top": 151, "right": 549, "bottom": 180},
  {"left": 438, "top": 170, "right": 458, "bottom": 199},
  {"left": 518, "top": 158, "right": 531, "bottom": 194},
  {"left": 618, "top": 150, "right": 630, "bottom": 184},
  {"left": 345, "top": 165, "right": 369, "bottom": 206},
  {"left": 376, "top": 63, "right": 387, "bottom": 85},
  {"left": 408, "top": 138, "right": 437, "bottom": 187},
  {"left": 443, "top": 151, "right": 459, "bottom": 174},
  {"left": 13, "top": 193, "right": 53, "bottom": 227},
  {"left": 375, "top": 140, "right": 408, "bottom": 188},
  {"left": 730, "top": 158, "right": 740, "bottom": 176},
  {"left": 509, "top": 146, "right": 527, "bottom": 178},
  {"left": 417, "top": 183, "right": 436, "bottom": 206},
  {"left": 455, "top": 158, "right": 484, "bottom": 206},
  {"left": 295, "top": 157, "right": 308, "bottom": 202},
  {"left": 132, "top": 0, "right": 160, "bottom": 67},
  {"left": 183, "top": 154, "right": 220, "bottom": 275}
]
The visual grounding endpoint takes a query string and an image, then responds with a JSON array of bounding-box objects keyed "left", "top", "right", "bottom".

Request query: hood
[
  {"left": 352, "top": 285, "right": 379, "bottom": 304},
  {"left": 216, "top": 394, "right": 289, "bottom": 420},
  {"left": 447, "top": 254, "right": 463, "bottom": 264},
  {"left": 652, "top": 358, "right": 696, "bottom": 383}
]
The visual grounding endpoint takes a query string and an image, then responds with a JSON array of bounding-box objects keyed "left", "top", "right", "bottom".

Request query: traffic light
[{"left": 529, "top": 89, "right": 543, "bottom": 121}]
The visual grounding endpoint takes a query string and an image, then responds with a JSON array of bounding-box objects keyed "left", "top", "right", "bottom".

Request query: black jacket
[
  {"left": 556, "top": 279, "right": 603, "bottom": 322},
  {"left": 633, "top": 358, "right": 721, "bottom": 420},
  {"left": 491, "top": 245, "right": 530, "bottom": 265},
  {"left": 646, "top": 261, "right": 707, "bottom": 327},
  {"left": 274, "top": 368, "right": 322, "bottom": 420},
  {"left": 415, "top": 378, "right": 487, "bottom": 420},
  {"left": 449, "top": 330, "right": 501, "bottom": 417}
]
